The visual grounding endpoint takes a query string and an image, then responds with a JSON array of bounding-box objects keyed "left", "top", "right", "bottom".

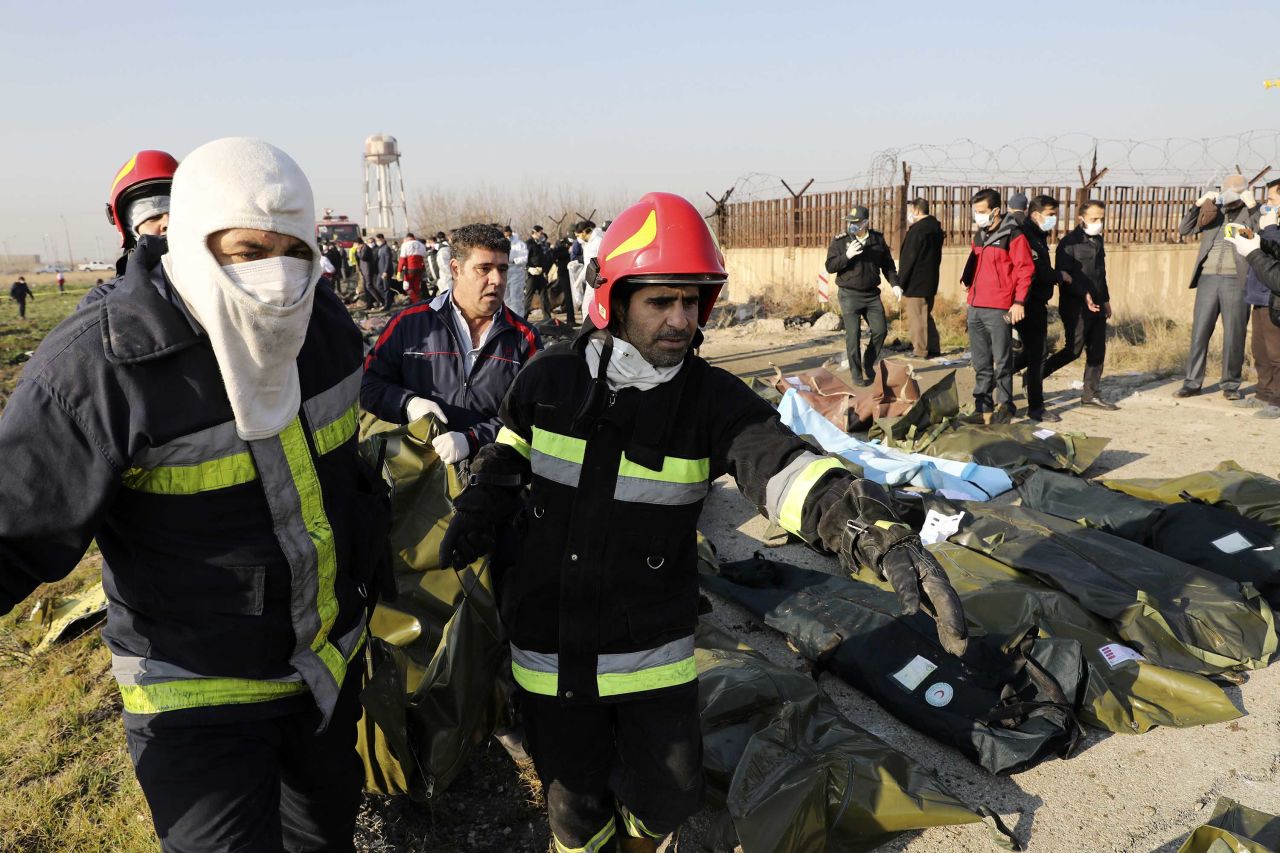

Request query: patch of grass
[
  {"left": 0, "top": 560, "right": 155, "bottom": 853},
  {"left": 0, "top": 281, "right": 94, "bottom": 403}
]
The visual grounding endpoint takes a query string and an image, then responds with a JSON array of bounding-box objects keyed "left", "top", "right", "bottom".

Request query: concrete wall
[{"left": 723, "top": 244, "right": 1203, "bottom": 319}]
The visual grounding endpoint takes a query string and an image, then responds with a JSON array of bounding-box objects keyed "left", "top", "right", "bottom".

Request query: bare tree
[{"left": 410, "top": 183, "right": 633, "bottom": 239}]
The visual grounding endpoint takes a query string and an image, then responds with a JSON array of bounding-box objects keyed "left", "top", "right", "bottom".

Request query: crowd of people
[
  {"left": 825, "top": 178, "right": 1280, "bottom": 421},
  {"left": 2, "top": 138, "right": 1279, "bottom": 853}
]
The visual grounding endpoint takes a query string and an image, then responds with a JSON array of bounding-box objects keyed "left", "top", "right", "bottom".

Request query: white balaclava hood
[{"left": 163, "top": 137, "right": 322, "bottom": 441}]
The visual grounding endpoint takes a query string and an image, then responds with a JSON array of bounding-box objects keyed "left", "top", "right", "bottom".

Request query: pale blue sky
[{"left": 1, "top": 0, "right": 1275, "bottom": 259}]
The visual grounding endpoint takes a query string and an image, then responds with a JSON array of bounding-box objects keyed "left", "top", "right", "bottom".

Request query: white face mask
[
  {"left": 1039, "top": 215, "right": 1058, "bottom": 232},
  {"left": 1083, "top": 221, "right": 1104, "bottom": 237},
  {"left": 1218, "top": 189, "right": 1241, "bottom": 206},
  {"left": 221, "top": 256, "right": 314, "bottom": 307},
  {"left": 973, "top": 211, "right": 993, "bottom": 228}
]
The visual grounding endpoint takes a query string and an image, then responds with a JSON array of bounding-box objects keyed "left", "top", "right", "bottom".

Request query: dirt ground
[{"left": 677, "top": 321, "right": 1280, "bottom": 853}]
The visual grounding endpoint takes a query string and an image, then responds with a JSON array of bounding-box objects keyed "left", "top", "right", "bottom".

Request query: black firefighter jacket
[
  {"left": 898, "top": 216, "right": 944, "bottom": 298},
  {"left": 825, "top": 230, "right": 900, "bottom": 294},
  {"left": 481, "top": 331, "right": 861, "bottom": 705},
  {"left": 0, "top": 242, "right": 379, "bottom": 726}
]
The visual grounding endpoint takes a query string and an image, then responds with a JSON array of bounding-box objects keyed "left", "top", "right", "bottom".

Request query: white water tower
[{"left": 363, "top": 134, "right": 408, "bottom": 235}]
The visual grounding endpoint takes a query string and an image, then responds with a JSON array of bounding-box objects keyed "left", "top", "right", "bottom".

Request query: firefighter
[
  {"left": 80, "top": 150, "right": 180, "bottom": 308},
  {"left": 0, "top": 138, "right": 382, "bottom": 851},
  {"left": 439, "top": 192, "right": 968, "bottom": 853}
]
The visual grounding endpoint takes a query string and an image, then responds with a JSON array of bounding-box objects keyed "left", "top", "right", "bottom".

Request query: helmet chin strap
[{"left": 572, "top": 330, "right": 614, "bottom": 433}]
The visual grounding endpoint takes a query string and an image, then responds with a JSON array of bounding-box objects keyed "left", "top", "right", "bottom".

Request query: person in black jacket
[
  {"left": 1014, "top": 195, "right": 1062, "bottom": 421},
  {"left": 551, "top": 235, "right": 576, "bottom": 326},
  {"left": 440, "top": 192, "right": 967, "bottom": 853},
  {"left": 374, "top": 233, "right": 396, "bottom": 310},
  {"left": 1044, "top": 200, "right": 1118, "bottom": 410},
  {"left": 9, "top": 276, "right": 34, "bottom": 318},
  {"left": 898, "top": 198, "right": 944, "bottom": 358},
  {"left": 824, "top": 206, "right": 899, "bottom": 385},
  {"left": 523, "top": 226, "right": 552, "bottom": 319}
]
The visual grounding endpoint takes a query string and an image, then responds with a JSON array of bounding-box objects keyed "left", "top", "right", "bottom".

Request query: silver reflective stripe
[
  {"left": 303, "top": 368, "right": 361, "bottom": 432},
  {"left": 333, "top": 616, "right": 366, "bottom": 658},
  {"left": 531, "top": 449, "right": 582, "bottom": 488},
  {"left": 132, "top": 419, "right": 246, "bottom": 468},
  {"left": 511, "top": 635, "right": 697, "bottom": 676},
  {"left": 248, "top": 431, "right": 340, "bottom": 722},
  {"left": 764, "top": 451, "right": 825, "bottom": 521},
  {"left": 111, "top": 654, "right": 303, "bottom": 687},
  {"left": 614, "top": 476, "right": 708, "bottom": 506}
]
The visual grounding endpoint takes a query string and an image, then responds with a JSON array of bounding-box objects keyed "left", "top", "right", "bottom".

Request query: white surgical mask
[
  {"left": 220, "top": 256, "right": 314, "bottom": 307},
  {"left": 1039, "top": 215, "right": 1058, "bottom": 232},
  {"left": 973, "top": 211, "right": 992, "bottom": 228},
  {"left": 1083, "top": 221, "right": 1104, "bottom": 237}
]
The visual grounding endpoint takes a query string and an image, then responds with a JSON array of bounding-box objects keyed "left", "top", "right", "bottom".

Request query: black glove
[
  {"left": 438, "top": 479, "right": 523, "bottom": 569},
  {"left": 825, "top": 480, "right": 969, "bottom": 656}
]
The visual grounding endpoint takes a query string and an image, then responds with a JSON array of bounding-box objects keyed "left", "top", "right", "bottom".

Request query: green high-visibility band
[{"left": 122, "top": 452, "right": 258, "bottom": 495}]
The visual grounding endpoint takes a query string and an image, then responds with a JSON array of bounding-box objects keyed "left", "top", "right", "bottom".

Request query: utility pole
[{"left": 60, "top": 214, "right": 74, "bottom": 267}]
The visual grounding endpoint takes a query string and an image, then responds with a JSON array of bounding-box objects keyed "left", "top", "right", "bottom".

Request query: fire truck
[{"left": 316, "top": 209, "right": 362, "bottom": 248}]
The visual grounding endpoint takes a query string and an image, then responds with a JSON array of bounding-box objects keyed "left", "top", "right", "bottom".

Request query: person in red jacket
[
  {"left": 960, "top": 188, "right": 1033, "bottom": 422},
  {"left": 397, "top": 231, "right": 428, "bottom": 303}
]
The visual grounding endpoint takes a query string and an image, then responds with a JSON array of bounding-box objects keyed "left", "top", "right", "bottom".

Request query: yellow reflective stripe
[
  {"left": 313, "top": 403, "right": 358, "bottom": 455},
  {"left": 778, "top": 457, "right": 846, "bottom": 536},
  {"left": 875, "top": 519, "right": 908, "bottom": 531},
  {"left": 122, "top": 452, "right": 258, "bottom": 495},
  {"left": 618, "top": 454, "right": 709, "bottom": 484},
  {"left": 532, "top": 426, "right": 586, "bottom": 463},
  {"left": 597, "top": 655, "right": 697, "bottom": 697},
  {"left": 118, "top": 633, "right": 365, "bottom": 715},
  {"left": 512, "top": 660, "right": 559, "bottom": 695},
  {"left": 279, "top": 419, "right": 339, "bottom": 656},
  {"left": 119, "top": 678, "right": 307, "bottom": 714},
  {"left": 496, "top": 426, "right": 532, "bottom": 460},
  {"left": 621, "top": 809, "right": 661, "bottom": 840},
  {"left": 513, "top": 656, "right": 697, "bottom": 698},
  {"left": 554, "top": 818, "right": 617, "bottom": 853}
]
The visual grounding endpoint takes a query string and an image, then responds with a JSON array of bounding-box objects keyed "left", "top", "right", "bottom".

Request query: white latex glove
[
  {"left": 1226, "top": 231, "right": 1262, "bottom": 257},
  {"left": 431, "top": 431, "right": 470, "bottom": 464},
  {"left": 528, "top": 267, "right": 543, "bottom": 275},
  {"left": 891, "top": 285, "right": 903, "bottom": 300},
  {"left": 1243, "top": 191, "right": 1258, "bottom": 209},
  {"left": 845, "top": 240, "right": 864, "bottom": 259},
  {"left": 1196, "top": 191, "right": 1219, "bottom": 206},
  {"left": 1261, "top": 210, "right": 1278, "bottom": 231},
  {"left": 406, "top": 396, "right": 448, "bottom": 424}
]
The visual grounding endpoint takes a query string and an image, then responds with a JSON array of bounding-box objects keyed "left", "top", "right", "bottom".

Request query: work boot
[
  {"left": 1174, "top": 385, "right": 1200, "bottom": 398},
  {"left": 1256, "top": 405, "right": 1280, "bottom": 419},
  {"left": 1027, "top": 408, "right": 1062, "bottom": 423},
  {"left": 1080, "top": 366, "right": 1119, "bottom": 410},
  {"left": 1223, "top": 388, "right": 1244, "bottom": 401}
]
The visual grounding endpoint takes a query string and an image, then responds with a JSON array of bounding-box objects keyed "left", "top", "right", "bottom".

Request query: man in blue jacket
[
  {"left": 0, "top": 138, "right": 381, "bottom": 851},
  {"left": 361, "top": 223, "right": 541, "bottom": 464}
]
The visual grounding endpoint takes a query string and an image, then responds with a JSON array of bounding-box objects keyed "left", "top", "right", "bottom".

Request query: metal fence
[{"left": 717, "top": 184, "right": 1208, "bottom": 249}]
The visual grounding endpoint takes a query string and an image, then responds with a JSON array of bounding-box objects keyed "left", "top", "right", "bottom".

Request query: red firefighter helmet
[
  {"left": 586, "top": 192, "right": 726, "bottom": 329},
  {"left": 105, "top": 150, "right": 179, "bottom": 249}
]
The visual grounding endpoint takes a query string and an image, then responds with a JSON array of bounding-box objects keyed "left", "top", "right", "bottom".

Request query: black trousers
[
  {"left": 1013, "top": 299, "right": 1048, "bottom": 411},
  {"left": 525, "top": 273, "right": 551, "bottom": 319},
  {"left": 838, "top": 288, "right": 887, "bottom": 379},
  {"left": 521, "top": 683, "right": 704, "bottom": 851},
  {"left": 124, "top": 663, "right": 364, "bottom": 853},
  {"left": 1044, "top": 294, "right": 1106, "bottom": 378},
  {"left": 15, "top": 297, "right": 27, "bottom": 318}
]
